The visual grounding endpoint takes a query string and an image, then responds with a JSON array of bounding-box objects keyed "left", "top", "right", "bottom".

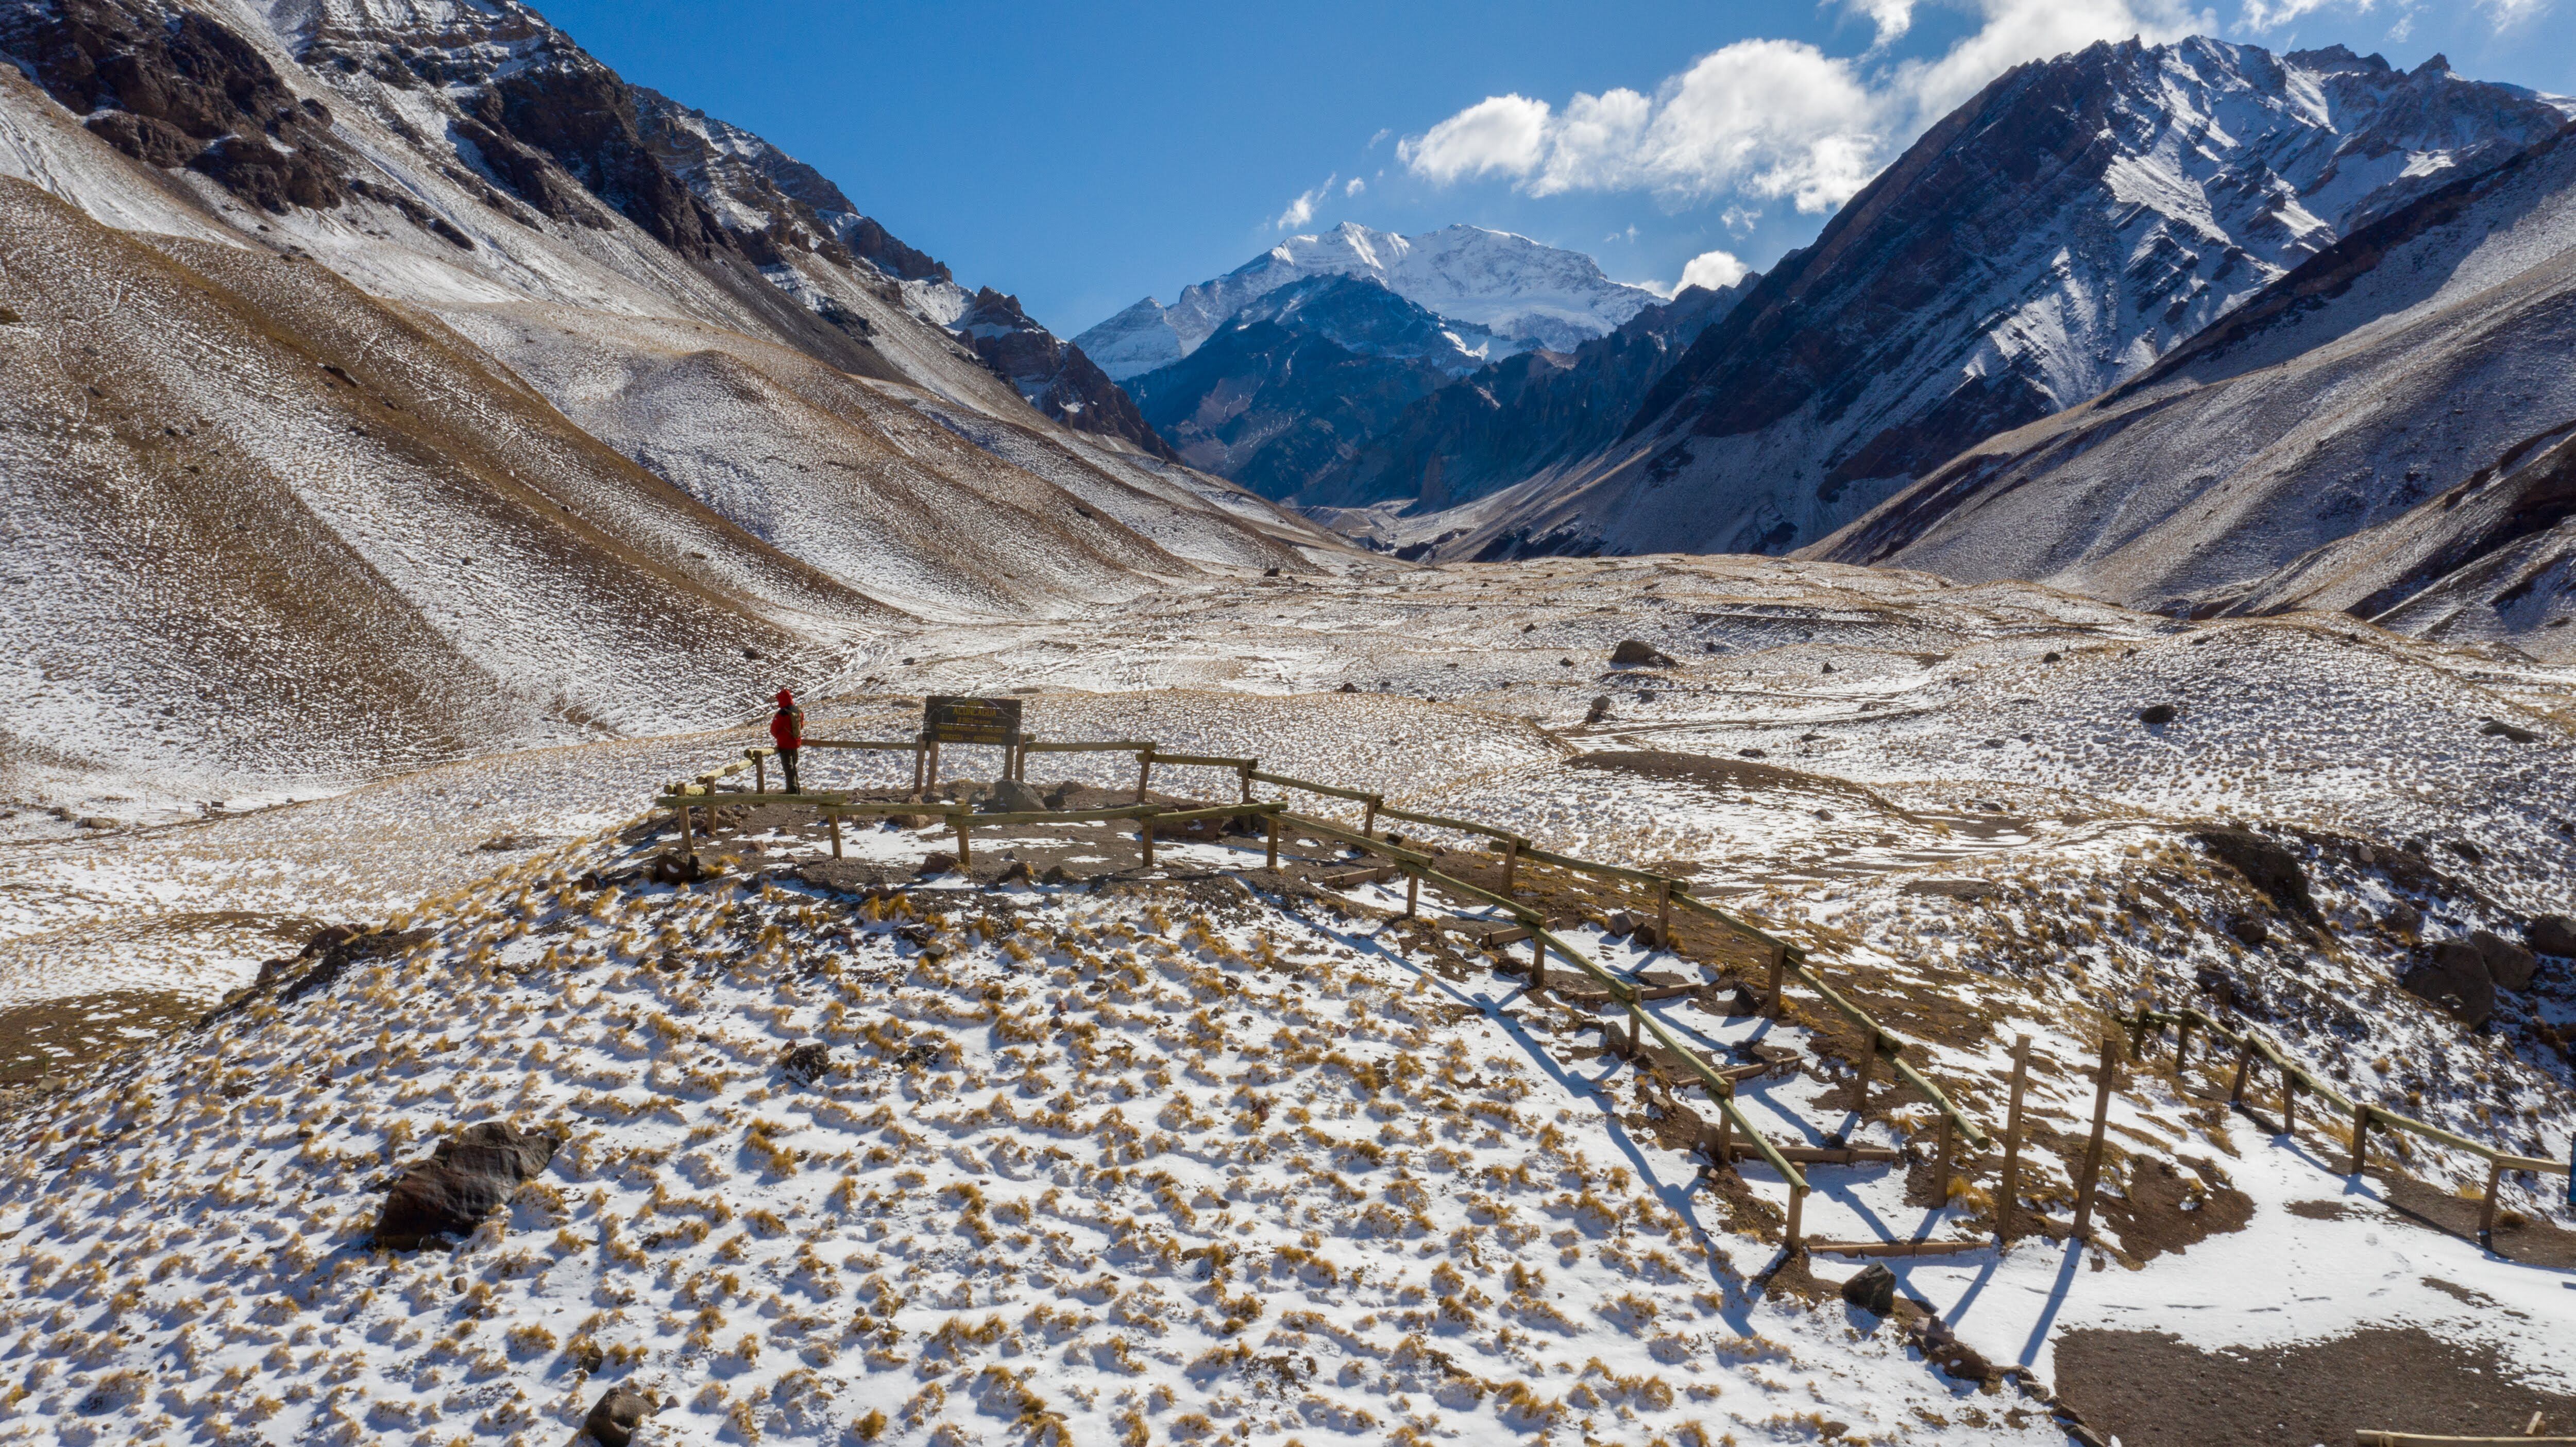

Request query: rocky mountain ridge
[
  {"left": 1404, "top": 38, "right": 2570, "bottom": 564},
  {"left": 1811, "top": 114, "right": 2576, "bottom": 656},
  {"left": 1075, "top": 220, "right": 1663, "bottom": 380}
]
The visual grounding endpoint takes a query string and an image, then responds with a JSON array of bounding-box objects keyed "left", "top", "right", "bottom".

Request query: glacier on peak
[{"left": 1075, "top": 222, "right": 1659, "bottom": 381}]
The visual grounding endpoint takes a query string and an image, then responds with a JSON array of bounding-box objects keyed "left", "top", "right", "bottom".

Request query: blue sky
[{"left": 541, "top": 0, "right": 2576, "bottom": 337}]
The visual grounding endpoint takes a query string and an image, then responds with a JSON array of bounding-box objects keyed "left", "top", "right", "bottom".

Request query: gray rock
[
  {"left": 2191, "top": 828, "right": 2322, "bottom": 926},
  {"left": 2138, "top": 703, "right": 2179, "bottom": 725},
  {"left": 2384, "top": 901, "right": 2423, "bottom": 934},
  {"left": 2471, "top": 930, "right": 2538, "bottom": 991},
  {"left": 2401, "top": 940, "right": 2495, "bottom": 1027},
  {"left": 1609, "top": 639, "right": 1675, "bottom": 668},
  {"left": 2228, "top": 915, "right": 2268, "bottom": 948},
  {"left": 980, "top": 778, "right": 1047, "bottom": 813},
  {"left": 2527, "top": 914, "right": 2576, "bottom": 957},
  {"left": 776, "top": 1043, "right": 833, "bottom": 1085},
  {"left": 583, "top": 1384, "right": 656, "bottom": 1447},
  {"left": 375, "top": 1120, "right": 562, "bottom": 1249},
  {"left": 1840, "top": 1262, "right": 1897, "bottom": 1316},
  {"left": 1586, "top": 695, "right": 1613, "bottom": 724}
]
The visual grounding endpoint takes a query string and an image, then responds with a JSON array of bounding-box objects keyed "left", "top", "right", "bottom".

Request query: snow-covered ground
[{"left": 1, "top": 552, "right": 2570, "bottom": 1445}]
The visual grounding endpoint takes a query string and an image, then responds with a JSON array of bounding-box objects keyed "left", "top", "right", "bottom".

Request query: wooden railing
[
  {"left": 658, "top": 736, "right": 2026, "bottom": 1246},
  {"left": 2126, "top": 1006, "right": 2572, "bottom": 1239}
]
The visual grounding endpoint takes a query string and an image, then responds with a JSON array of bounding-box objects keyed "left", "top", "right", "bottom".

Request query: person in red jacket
[{"left": 769, "top": 689, "right": 806, "bottom": 794}]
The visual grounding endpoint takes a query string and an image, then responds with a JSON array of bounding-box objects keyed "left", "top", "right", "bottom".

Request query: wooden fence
[{"left": 657, "top": 734, "right": 2568, "bottom": 1254}]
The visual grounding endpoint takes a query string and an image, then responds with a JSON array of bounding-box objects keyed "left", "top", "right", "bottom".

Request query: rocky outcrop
[
  {"left": 376, "top": 1120, "right": 563, "bottom": 1249},
  {"left": 953, "top": 288, "right": 1177, "bottom": 459}
]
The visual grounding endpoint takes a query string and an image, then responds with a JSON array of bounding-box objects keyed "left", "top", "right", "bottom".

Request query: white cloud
[
  {"left": 1274, "top": 175, "right": 1336, "bottom": 230},
  {"left": 1680, "top": 249, "right": 1752, "bottom": 291},
  {"left": 1344, "top": 176, "right": 1365, "bottom": 196},
  {"left": 1398, "top": 0, "right": 2201, "bottom": 214},
  {"left": 2474, "top": 0, "right": 2551, "bottom": 24},
  {"left": 1398, "top": 94, "right": 1553, "bottom": 184},
  {"left": 1846, "top": 0, "right": 1916, "bottom": 46},
  {"left": 2238, "top": 0, "right": 2361, "bottom": 28}
]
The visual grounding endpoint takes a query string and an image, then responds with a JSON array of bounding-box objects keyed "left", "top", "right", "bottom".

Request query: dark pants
[{"left": 778, "top": 748, "right": 800, "bottom": 795}]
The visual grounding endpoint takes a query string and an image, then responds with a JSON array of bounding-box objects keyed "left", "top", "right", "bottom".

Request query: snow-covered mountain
[
  {"left": 1425, "top": 39, "right": 2570, "bottom": 562},
  {"left": 1813, "top": 114, "right": 2576, "bottom": 654},
  {"left": 1075, "top": 222, "right": 1662, "bottom": 380},
  {"left": 0, "top": 0, "right": 1327, "bottom": 811}
]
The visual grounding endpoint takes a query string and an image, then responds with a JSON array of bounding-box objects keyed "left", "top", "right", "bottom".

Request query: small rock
[
  {"left": 1609, "top": 639, "right": 1675, "bottom": 668},
  {"left": 2478, "top": 719, "right": 2541, "bottom": 743},
  {"left": 776, "top": 1043, "right": 833, "bottom": 1085},
  {"left": 376, "top": 1120, "right": 563, "bottom": 1249},
  {"left": 2527, "top": 914, "right": 2576, "bottom": 957},
  {"left": 2471, "top": 930, "right": 2538, "bottom": 991},
  {"left": 1040, "top": 863, "right": 1072, "bottom": 885},
  {"left": 2384, "top": 901, "right": 2423, "bottom": 934},
  {"left": 1337, "top": 682, "right": 1358, "bottom": 692},
  {"left": 2228, "top": 915, "right": 2268, "bottom": 948},
  {"left": 980, "top": 778, "right": 1047, "bottom": 813},
  {"left": 1586, "top": 695, "right": 1613, "bottom": 724},
  {"left": 583, "top": 1384, "right": 657, "bottom": 1447},
  {"left": 1821, "top": 662, "right": 1836, "bottom": 674},
  {"left": 648, "top": 853, "right": 707, "bottom": 886},
  {"left": 2042, "top": 651, "right": 2061, "bottom": 662},
  {"left": 880, "top": 813, "right": 930, "bottom": 831},
  {"left": 2138, "top": 703, "right": 2179, "bottom": 725},
  {"left": 2446, "top": 839, "right": 2483, "bottom": 864},
  {"left": 1738, "top": 748, "right": 1766, "bottom": 759},
  {"left": 994, "top": 859, "right": 1032, "bottom": 886},
  {"left": 917, "top": 851, "right": 960, "bottom": 877},
  {"left": 1263, "top": 566, "right": 1280, "bottom": 577},
  {"left": 1840, "top": 1263, "right": 1897, "bottom": 1316}
]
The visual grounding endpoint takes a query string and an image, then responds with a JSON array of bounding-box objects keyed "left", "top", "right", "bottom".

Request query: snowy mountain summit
[{"left": 1077, "top": 222, "right": 1661, "bottom": 379}]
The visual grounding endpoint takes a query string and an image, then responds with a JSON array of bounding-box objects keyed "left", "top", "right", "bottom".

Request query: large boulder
[
  {"left": 2528, "top": 914, "right": 2576, "bottom": 958},
  {"left": 2401, "top": 940, "right": 2495, "bottom": 1027},
  {"left": 583, "top": 1384, "right": 657, "bottom": 1447},
  {"left": 1839, "top": 1262, "right": 1897, "bottom": 1317},
  {"left": 2191, "top": 828, "right": 2322, "bottom": 927},
  {"left": 1609, "top": 639, "right": 1675, "bottom": 668},
  {"left": 2471, "top": 930, "right": 2539, "bottom": 991},
  {"left": 375, "top": 1120, "right": 562, "bottom": 1249}
]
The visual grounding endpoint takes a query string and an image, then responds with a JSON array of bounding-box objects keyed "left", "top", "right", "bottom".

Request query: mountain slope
[
  {"left": 1075, "top": 222, "right": 1662, "bottom": 380},
  {"left": 1811, "top": 118, "right": 2576, "bottom": 655},
  {"left": 0, "top": 0, "right": 1335, "bottom": 812},
  {"left": 1125, "top": 279, "right": 1463, "bottom": 500},
  {"left": 1431, "top": 39, "right": 2569, "bottom": 561},
  {"left": 1300, "top": 276, "right": 1752, "bottom": 515}
]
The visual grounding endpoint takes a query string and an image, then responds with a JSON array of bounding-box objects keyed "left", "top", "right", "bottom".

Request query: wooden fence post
[
  {"left": 1364, "top": 795, "right": 1381, "bottom": 837},
  {"left": 1996, "top": 1034, "right": 2032, "bottom": 1242},
  {"left": 1852, "top": 1032, "right": 1879, "bottom": 1111},
  {"left": 2228, "top": 1039, "right": 2255, "bottom": 1105},
  {"left": 2346, "top": 1103, "right": 2372, "bottom": 1176},
  {"left": 2478, "top": 1157, "right": 2507, "bottom": 1243},
  {"left": 2175, "top": 1015, "right": 2195, "bottom": 1075},
  {"left": 1134, "top": 747, "right": 1154, "bottom": 804},
  {"left": 2281, "top": 1060, "right": 2299, "bottom": 1137},
  {"left": 952, "top": 817, "right": 971, "bottom": 867},
  {"left": 1404, "top": 869, "right": 1419, "bottom": 920},
  {"left": 1933, "top": 1111, "right": 1955, "bottom": 1207},
  {"left": 676, "top": 802, "right": 694, "bottom": 860},
  {"left": 1786, "top": 1185, "right": 1806, "bottom": 1253},
  {"left": 1713, "top": 1083, "right": 1735, "bottom": 1168},
  {"left": 1766, "top": 944, "right": 1788, "bottom": 1018},
  {"left": 1139, "top": 814, "right": 1157, "bottom": 870},
  {"left": 1656, "top": 878, "right": 1674, "bottom": 950},
  {"left": 1239, "top": 764, "right": 1253, "bottom": 805},
  {"left": 926, "top": 741, "right": 942, "bottom": 793},
  {"left": 1530, "top": 934, "right": 1547, "bottom": 993},
  {"left": 2071, "top": 1034, "right": 2117, "bottom": 1242},
  {"left": 827, "top": 809, "right": 843, "bottom": 861},
  {"left": 1265, "top": 815, "right": 1280, "bottom": 870},
  {"left": 753, "top": 753, "right": 766, "bottom": 794},
  {"left": 1503, "top": 839, "right": 1520, "bottom": 895},
  {"left": 911, "top": 738, "right": 926, "bottom": 796}
]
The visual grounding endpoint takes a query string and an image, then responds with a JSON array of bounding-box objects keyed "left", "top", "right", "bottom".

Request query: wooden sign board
[{"left": 923, "top": 695, "right": 1023, "bottom": 747}]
